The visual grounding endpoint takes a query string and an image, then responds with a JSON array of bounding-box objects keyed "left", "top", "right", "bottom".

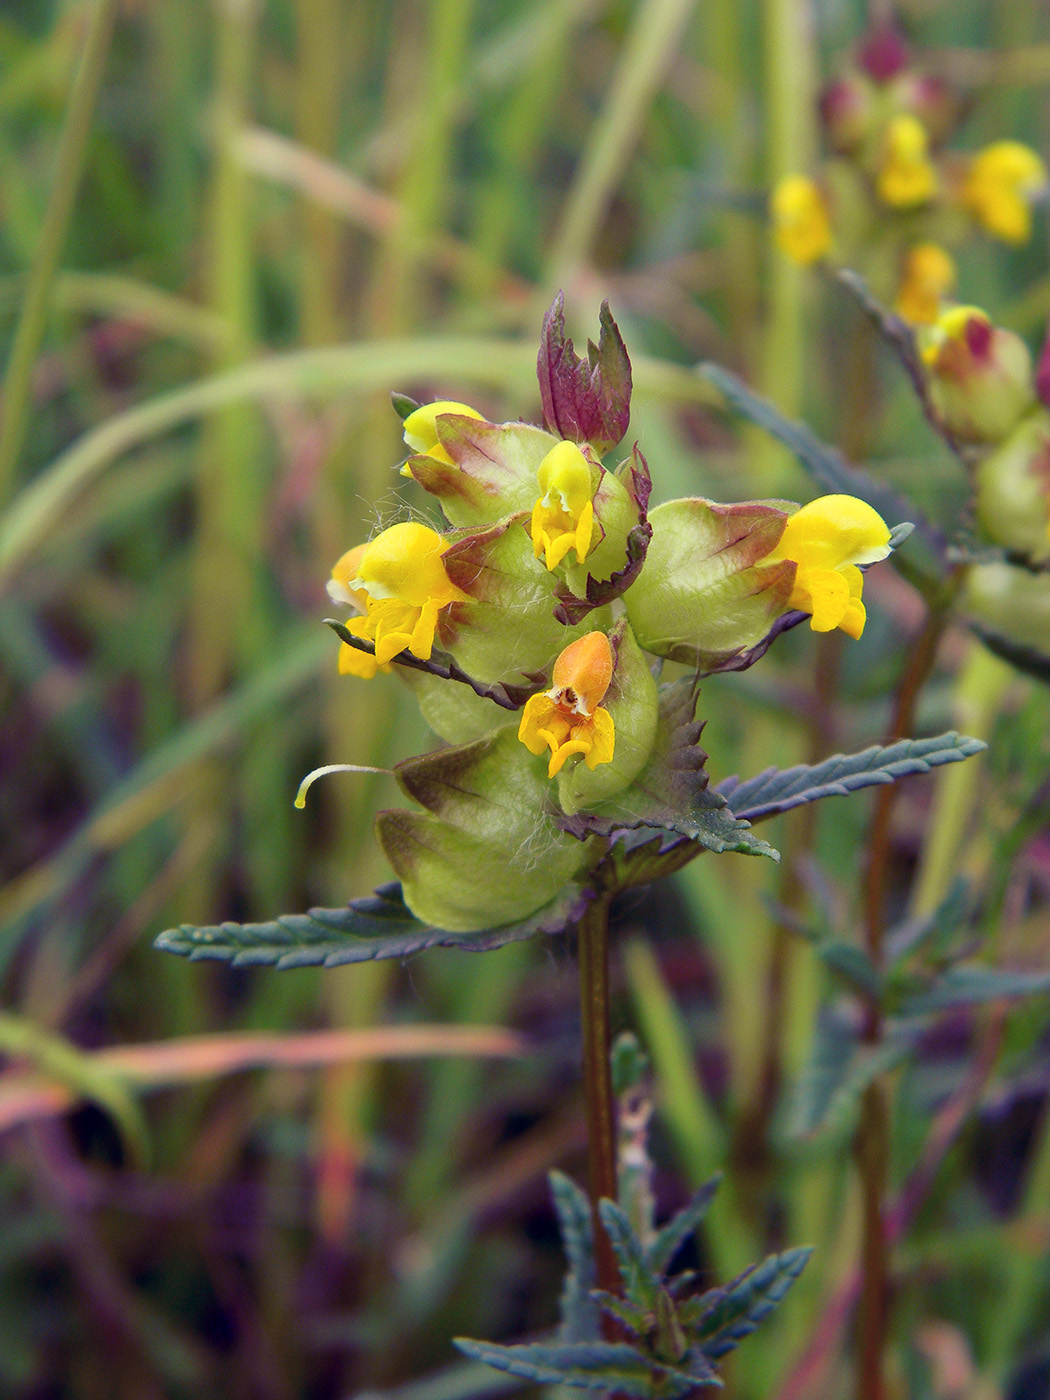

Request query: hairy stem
[{"left": 577, "top": 891, "right": 621, "bottom": 1300}]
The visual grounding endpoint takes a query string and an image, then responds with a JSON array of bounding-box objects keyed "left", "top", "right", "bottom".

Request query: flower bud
[
  {"left": 961, "top": 142, "right": 1046, "bottom": 245},
  {"left": 921, "top": 306, "right": 1035, "bottom": 444},
  {"left": 856, "top": 21, "right": 911, "bottom": 83},
  {"left": 771, "top": 175, "right": 833, "bottom": 265},
  {"left": 377, "top": 727, "right": 587, "bottom": 932},
  {"left": 537, "top": 293, "right": 632, "bottom": 454},
  {"left": 973, "top": 410, "right": 1050, "bottom": 563},
  {"left": 819, "top": 73, "right": 879, "bottom": 155},
  {"left": 963, "top": 561, "right": 1050, "bottom": 655}
]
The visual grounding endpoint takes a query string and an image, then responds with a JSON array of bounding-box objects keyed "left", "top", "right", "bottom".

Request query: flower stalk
[{"left": 576, "top": 889, "right": 622, "bottom": 1304}]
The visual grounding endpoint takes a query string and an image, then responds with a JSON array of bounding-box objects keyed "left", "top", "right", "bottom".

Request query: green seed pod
[
  {"left": 624, "top": 498, "right": 796, "bottom": 669},
  {"left": 973, "top": 410, "right": 1050, "bottom": 564},
  {"left": 377, "top": 727, "right": 588, "bottom": 932}
]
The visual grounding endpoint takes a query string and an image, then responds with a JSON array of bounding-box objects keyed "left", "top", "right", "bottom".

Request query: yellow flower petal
[
  {"left": 765, "top": 496, "right": 890, "bottom": 639},
  {"left": 402, "top": 400, "right": 484, "bottom": 462},
  {"left": 771, "top": 175, "right": 833, "bottom": 265},
  {"left": 877, "top": 115, "right": 937, "bottom": 208},
  {"left": 962, "top": 142, "right": 1046, "bottom": 244},
  {"left": 531, "top": 441, "right": 597, "bottom": 569},
  {"left": 895, "top": 244, "right": 956, "bottom": 326},
  {"left": 517, "top": 633, "right": 616, "bottom": 778}
]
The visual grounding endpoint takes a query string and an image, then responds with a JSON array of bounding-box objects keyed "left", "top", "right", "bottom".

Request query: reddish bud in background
[
  {"left": 856, "top": 21, "right": 910, "bottom": 83},
  {"left": 1037, "top": 327, "right": 1050, "bottom": 410},
  {"left": 537, "top": 292, "right": 632, "bottom": 455}
]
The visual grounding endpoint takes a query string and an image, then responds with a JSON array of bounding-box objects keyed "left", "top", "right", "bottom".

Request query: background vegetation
[{"left": 2, "top": 1, "right": 1050, "bottom": 1396}]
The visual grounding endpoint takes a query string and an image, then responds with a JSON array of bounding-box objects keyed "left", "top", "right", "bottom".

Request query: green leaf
[
  {"left": 598, "top": 1199, "right": 661, "bottom": 1313},
  {"left": 884, "top": 879, "right": 970, "bottom": 966},
  {"left": 452, "top": 1339, "right": 703, "bottom": 1398},
  {"left": 562, "top": 680, "right": 779, "bottom": 860},
  {"left": 816, "top": 942, "right": 880, "bottom": 998},
  {"left": 681, "top": 1247, "right": 812, "bottom": 1359},
  {"left": 969, "top": 623, "right": 1050, "bottom": 685},
  {"left": 155, "top": 880, "right": 585, "bottom": 970},
  {"left": 785, "top": 1009, "right": 857, "bottom": 1140},
  {"left": 645, "top": 1176, "right": 722, "bottom": 1278},
  {"left": 699, "top": 361, "right": 939, "bottom": 556},
  {"left": 591, "top": 1291, "right": 653, "bottom": 1337},
  {"left": 786, "top": 1025, "right": 910, "bottom": 1141},
  {"left": 718, "top": 733, "right": 987, "bottom": 824},
  {"left": 897, "top": 966, "right": 1050, "bottom": 1015},
  {"left": 390, "top": 390, "right": 420, "bottom": 421},
  {"left": 549, "top": 1171, "right": 600, "bottom": 1343}
]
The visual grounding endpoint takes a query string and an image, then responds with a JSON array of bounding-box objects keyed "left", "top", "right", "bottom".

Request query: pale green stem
[
  {"left": 0, "top": 0, "right": 120, "bottom": 503},
  {"left": 754, "top": 0, "right": 816, "bottom": 493},
  {"left": 545, "top": 0, "right": 698, "bottom": 284},
  {"left": 909, "top": 642, "right": 1014, "bottom": 920}
]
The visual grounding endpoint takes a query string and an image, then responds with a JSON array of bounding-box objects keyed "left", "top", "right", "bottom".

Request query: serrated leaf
[
  {"left": 155, "top": 880, "right": 584, "bottom": 970},
  {"left": 562, "top": 680, "right": 779, "bottom": 861},
  {"left": 645, "top": 1176, "right": 722, "bottom": 1278},
  {"left": 598, "top": 1199, "right": 661, "bottom": 1313},
  {"left": 684, "top": 1247, "right": 812, "bottom": 1359},
  {"left": 969, "top": 623, "right": 1050, "bottom": 685},
  {"left": 452, "top": 1339, "right": 699, "bottom": 1398},
  {"left": 897, "top": 966, "right": 1050, "bottom": 1015},
  {"left": 550, "top": 1171, "right": 601, "bottom": 1343},
  {"left": 700, "top": 361, "right": 941, "bottom": 557},
  {"left": 717, "top": 732, "right": 987, "bottom": 824}
]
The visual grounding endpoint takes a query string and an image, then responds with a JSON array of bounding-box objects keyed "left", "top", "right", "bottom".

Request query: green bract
[
  {"left": 624, "top": 498, "right": 796, "bottom": 669},
  {"left": 377, "top": 727, "right": 589, "bottom": 933}
]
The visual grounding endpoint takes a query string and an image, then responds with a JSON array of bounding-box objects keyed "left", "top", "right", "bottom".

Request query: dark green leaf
[
  {"left": 969, "top": 624, "right": 1050, "bottom": 685},
  {"left": 390, "top": 391, "right": 420, "bottom": 421},
  {"left": 684, "top": 1247, "right": 812, "bottom": 1359},
  {"left": 699, "top": 361, "right": 940, "bottom": 557},
  {"left": 598, "top": 1199, "right": 661, "bottom": 1313},
  {"left": 897, "top": 966, "right": 1050, "bottom": 1015},
  {"left": 563, "top": 680, "right": 779, "bottom": 860},
  {"left": 645, "top": 1176, "right": 722, "bottom": 1278},
  {"left": 549, "top": 1171, "right": 600, "bottom": 1343},
  {"left": 718, "top": 733, "right": 987, "bottom": 824},
  {"left": 155, "top": 880, "right": 584, "bottom": 970},
  {"left": 452, "top": 1339, "right": 700, "bottom": 1398}
]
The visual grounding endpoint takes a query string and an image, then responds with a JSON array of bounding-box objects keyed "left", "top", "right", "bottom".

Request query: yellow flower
[
  {"left": 764, "top": 495, "right": 892, "bottom": 639},
  {"left": 328, "top": 522, "right": 467, "bottom": 679},
  {"left": 771, "top": 175, "right": 833, "bottom": 265},
  {"left": 877, "top": 115, "right": 937, "bottom": 208},
  {"left": 895, "top": 243, "right": 956, "bottom": 325},
  {"left": 518, "top": 631, "right": 616, "bottom": 778},
  {"left": 530, "top": 440, "right": 597, "bottom": 570},
  {"left": 962, "top": 141, "right": 1046, "bottom": 244},
  {"left": 402, "top": 400, "right": 484, "bottom": 468}
]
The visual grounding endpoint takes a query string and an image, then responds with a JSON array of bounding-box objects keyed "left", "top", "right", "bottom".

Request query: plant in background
[
  {"left": 158, "top": 297, "right": 986, "bottom": 1391},
  {"left": 771, "top": 18, "right": 1047, "bottom": 326}
]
